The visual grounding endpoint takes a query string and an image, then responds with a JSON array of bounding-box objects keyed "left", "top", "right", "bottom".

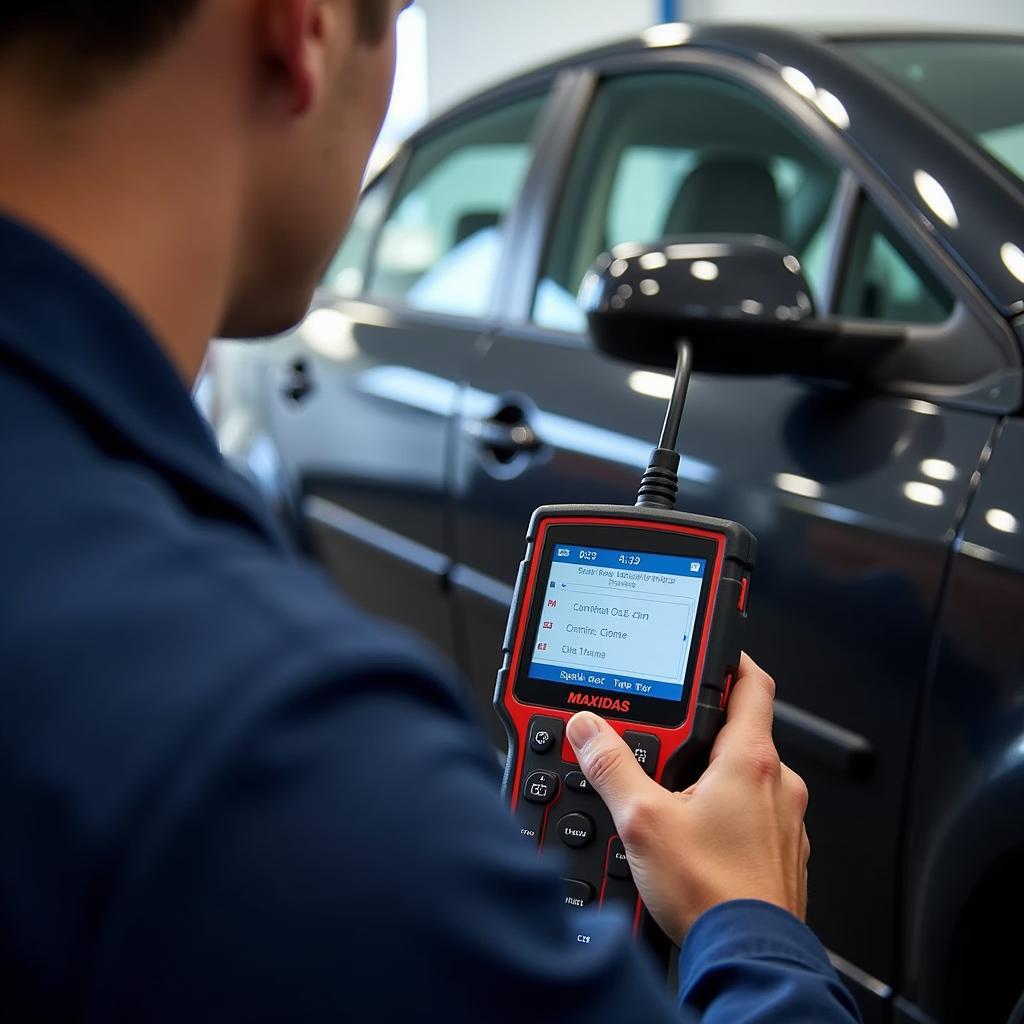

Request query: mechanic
[{"left": 0, "top": 3, "right": 860, "bottom": 1021}]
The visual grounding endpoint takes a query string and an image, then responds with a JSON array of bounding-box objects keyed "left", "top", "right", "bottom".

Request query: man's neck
[{"left": 0, "top": 72, "right": 242, "bottom": 385}]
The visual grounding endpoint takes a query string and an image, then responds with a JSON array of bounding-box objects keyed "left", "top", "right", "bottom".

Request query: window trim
[
  {"left": 820, "top": 170, "right": 861, "bottom": 316},
  {"left": 490, "top": 69, "right": 598, "bottom": 326}
]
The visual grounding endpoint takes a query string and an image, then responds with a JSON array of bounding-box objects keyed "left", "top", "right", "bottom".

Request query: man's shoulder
[
  {"left": 31, "top": 455, "right": 447, "bottom": 680},
  {"left": 1, "top": 356, "right": 444, "bottom": 672},
  {"left": 1, "top": 413, "right": 469, "bottom": 877},
  {"left": 1, "top": 398, "right": 461, "bottom": 744}
]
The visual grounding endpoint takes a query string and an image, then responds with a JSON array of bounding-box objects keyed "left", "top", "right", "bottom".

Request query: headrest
[{"left": 663, "top": 157, "right": 783, "bottom": 241}]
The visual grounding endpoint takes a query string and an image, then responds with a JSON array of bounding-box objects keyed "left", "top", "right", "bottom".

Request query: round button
[
  {"left": 523, "top": 770, "right": 558, "bottom": 805},
  {"left": 556, "top": 812, "right": 595, "bottom": 849},
  {"left": 530, "top": 727, "right": 555, "bottom": 754},
  {"left": 564, "top": 770, "right": 591, "bottom": 793},
  {"left": 561, "top": 878, "right": 594, "bottom": 909}
]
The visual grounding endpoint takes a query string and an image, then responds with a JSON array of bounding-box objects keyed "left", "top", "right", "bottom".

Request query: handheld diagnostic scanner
[{"left": 493, "top": 340, "right": 756, "bottom": 958}]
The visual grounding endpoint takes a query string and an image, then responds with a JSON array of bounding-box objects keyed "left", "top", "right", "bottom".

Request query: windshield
[{"left": 849, "top": 40, "right": 1024, "bottom": 185}]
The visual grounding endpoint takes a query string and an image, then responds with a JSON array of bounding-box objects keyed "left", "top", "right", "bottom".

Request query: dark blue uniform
[{"left": 0, "top": 214, "right": 860, "bottom": 1023}]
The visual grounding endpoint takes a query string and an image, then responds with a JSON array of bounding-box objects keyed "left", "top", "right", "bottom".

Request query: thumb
[{"left": 566, "top": 712, "right": 656, "bottom": 818}]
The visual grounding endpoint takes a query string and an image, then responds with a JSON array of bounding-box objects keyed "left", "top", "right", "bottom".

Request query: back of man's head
[
  {"left": 0, "top": 1, "right": 391, "bottom": 94},
  {"left": 0, "top": 0, "right": 402, "bottom": 367}
]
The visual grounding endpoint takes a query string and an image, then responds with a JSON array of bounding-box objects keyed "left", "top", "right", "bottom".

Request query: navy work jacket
[{"left": 0, "top": 214, "right": 861, "bottom": 1022}]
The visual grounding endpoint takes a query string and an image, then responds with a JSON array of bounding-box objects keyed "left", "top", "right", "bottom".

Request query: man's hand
[{"left": 566, "top": 653, "right": 810, "bottom": 947}]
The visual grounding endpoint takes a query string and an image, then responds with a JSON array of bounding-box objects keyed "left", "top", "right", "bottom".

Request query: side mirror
[{"left": 579, "top": 235, "right": 905, "bottom": 378}]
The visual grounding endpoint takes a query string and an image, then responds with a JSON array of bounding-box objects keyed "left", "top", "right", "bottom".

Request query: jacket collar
[{"left": 0, "top": 212, "right": 286, "bottom": 549}]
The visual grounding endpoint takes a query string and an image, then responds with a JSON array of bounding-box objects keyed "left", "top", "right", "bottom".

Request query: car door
[
  {"left": 262, "top": 86, "right": 551, "bottom": 656},
  {"left": 448, "top": 59, "right": 1004, "bottom": 1020}
]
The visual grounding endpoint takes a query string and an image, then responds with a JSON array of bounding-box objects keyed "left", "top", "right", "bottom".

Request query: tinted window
[
  {"left": 367, "top": 94, "right": 545, "bottom": 317},
  {"left": 323, "top": 180, "right": 389, "bottom": 297},
  {"left": 851, "top": 40, "right": 1024, "bottom": 184},
  {"left": 839, "top": 199, "right": 955, "bottom": 323},
  {"left": 534, "top": 73, "right": 841, "bottom": 333}
]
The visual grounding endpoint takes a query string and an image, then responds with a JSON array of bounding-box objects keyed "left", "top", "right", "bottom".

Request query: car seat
[{"left": 662, "top": 156, "right": 784, "bottom": 241}]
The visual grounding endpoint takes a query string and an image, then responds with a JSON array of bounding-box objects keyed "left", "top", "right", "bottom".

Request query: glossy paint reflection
[
  {"left": 779, "top": 64, "right": 851, "bottom": 130},
  {"left": 913, "top": 169, "right": 960, "bottom": 230}
]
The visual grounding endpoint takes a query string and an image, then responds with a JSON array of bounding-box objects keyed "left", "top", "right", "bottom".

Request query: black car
[{"left": 200, "top": 25, "right": 1024, "bottom": 1024}]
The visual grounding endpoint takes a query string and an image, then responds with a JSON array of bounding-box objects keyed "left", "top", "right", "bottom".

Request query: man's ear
[{"left": 260, "top": 0, "right": 338, "bottom": 117}]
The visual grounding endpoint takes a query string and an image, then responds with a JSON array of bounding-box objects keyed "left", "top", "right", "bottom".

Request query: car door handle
[
  {"left": 467, "top": 418, "right": 540, "bottom": 453},
  {"left": 465, "top": 408, "right": 542, "bottom": 459},
  {"left": 280, "top": 358, "right": 315, "bottom": 403}
]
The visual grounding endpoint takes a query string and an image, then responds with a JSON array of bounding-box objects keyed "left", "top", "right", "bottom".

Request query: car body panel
[
  {"left": 263, "top": 301, "right": 488, "bottom": 658},
  {"left": 902, "top": 415, "right": 1024, "bottom": 1022}
]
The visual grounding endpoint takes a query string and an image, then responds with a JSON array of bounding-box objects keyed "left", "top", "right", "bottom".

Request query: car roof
[{"left": 476, "top": 22, "right": 1024, "bottom": 86}]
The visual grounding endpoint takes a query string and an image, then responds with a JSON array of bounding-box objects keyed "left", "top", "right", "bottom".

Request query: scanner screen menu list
[{"left": 527, "top": 545, "right": 706, "bottom": 703}]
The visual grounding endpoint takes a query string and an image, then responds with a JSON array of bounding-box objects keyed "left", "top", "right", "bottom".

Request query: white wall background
[
  {"left": 416, "top": 0, "right": 653, "bottom": 115},
  {"left": 414, "top": 0, "right": 1024, "bottom": 117}
]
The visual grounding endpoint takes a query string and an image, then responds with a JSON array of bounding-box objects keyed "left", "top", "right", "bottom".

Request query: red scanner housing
[{"left": 494, "top": 504, "right": 756, "bottom": 956}]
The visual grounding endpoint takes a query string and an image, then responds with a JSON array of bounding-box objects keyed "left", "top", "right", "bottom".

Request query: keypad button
[
  {"left": 608, "top": 838, "right": 631, "bottom": 880},
  {"left": 523, "top": 770, "right": 559, "bottom": 805},
  {"left": 624, "top": 731, "right": 660, "bottom": 777},
  {"left": 531, "top": 729, "right": 554, "bottom": 754},
  {"left": 556, "top": 812, "right": 595, "bottom": 849},
  {"left": 562, "top": 878, "right": 594, "bottom": 909},
  {"left": 564, "top": 770, "right": 592, "bottom": 793},
  {"left": 529, "top": 717, "right": 560, "bottom": 755}
]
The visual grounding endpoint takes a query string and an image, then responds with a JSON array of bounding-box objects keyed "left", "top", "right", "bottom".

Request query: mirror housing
[{"left": 580, "top": 235, "right": 905, "bottom": 378}]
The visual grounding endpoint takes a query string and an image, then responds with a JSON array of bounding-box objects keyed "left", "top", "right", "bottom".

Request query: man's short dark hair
[
  {"left": 0, "top": 1, "right": 390, "bottom": 93},
  {"left": 0, "top": 3, "right": 204, "bottom": 77}
]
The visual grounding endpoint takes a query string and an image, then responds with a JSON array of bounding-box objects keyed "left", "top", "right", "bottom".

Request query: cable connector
[{"left": 636, "top": 447, "right": 680, "bottom": 510}]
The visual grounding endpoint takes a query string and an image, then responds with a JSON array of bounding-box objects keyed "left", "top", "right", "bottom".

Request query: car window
[
  {"left": 533, "top": 73, "right": 842, "bottom": 333},
  {"left": 322, "top": 180, "right": 390, "bottom": 298},
  {"left": 839, "top": 199, "right": 955, "bottom": 323},
  {"left": 366, "top": 93, "right": 546, "bottom": 318}
]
